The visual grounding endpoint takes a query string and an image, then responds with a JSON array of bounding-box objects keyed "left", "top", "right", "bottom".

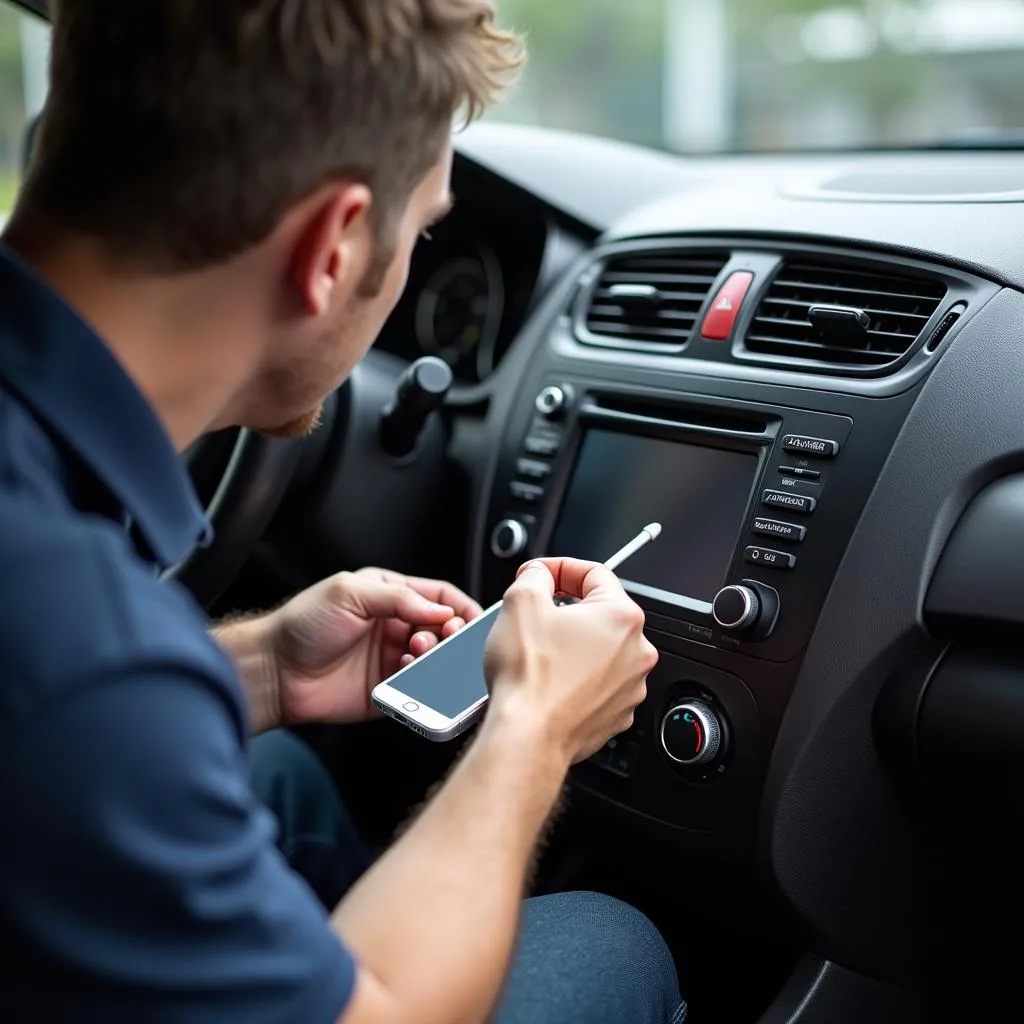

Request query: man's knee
[
  {"left": 248, "top": 729, "right": 370, "bottom": 908},
  {"left": 248, "top": 728, "right": 338, "bottom": 827},
  {"left": 497, "top": 891, "right": 685, "bottom": 1024}
]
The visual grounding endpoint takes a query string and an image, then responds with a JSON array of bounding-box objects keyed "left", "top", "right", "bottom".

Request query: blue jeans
[{"left": 249, "top": 731, "right": 687, "bottom": 1024}]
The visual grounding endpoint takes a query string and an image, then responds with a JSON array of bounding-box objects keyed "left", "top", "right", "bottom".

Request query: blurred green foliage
[{"left": 0, "top": 3, "right": 26, "bottom": 212}]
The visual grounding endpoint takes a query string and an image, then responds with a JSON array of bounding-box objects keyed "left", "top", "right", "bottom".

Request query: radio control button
[
  {"left": 752, "top": 517, "right": 806, "bottom": 543},
  {"left": 524, "top": 435, "right": 559, "bottom": 457},
  {"left": 605, "top": 738, "right": 642, "bottom": 777},
  {"left": 516, "top": 458, "right": 551, "bottom": 481},
  {"left": 744, "top": 546, "right": 796, "bottom": 570},
  {"left": 763, "top": 489, "right": 817, "bottom": 514},
  {"left": 509, "top": 481, "right": 543, "bottom": 504},
  {"left": 535, "top": 385, "right": 570, "bottom": 419},
  {"left": 781, "top": 435, "right": 840, "bottom": 458},
  {"left": 778, "top": 465, "right": 821, "bottom": 481}
]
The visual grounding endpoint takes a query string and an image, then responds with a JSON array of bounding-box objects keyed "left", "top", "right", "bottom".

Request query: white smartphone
[
  {"left": 372, "top": 522, "right": 663, "bottom": 743},
  {"left": 372, "top": 601, "right": 502, "bottom": 741}
]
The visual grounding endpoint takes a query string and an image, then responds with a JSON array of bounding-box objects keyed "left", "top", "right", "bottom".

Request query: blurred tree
[
  {"left": 0, "top": 4, "right": 26, "bottom": 211},
  {"left": 0, "top": 7, "right": 25, "bottom": 156},
  {"left": 495, "top": 0, "right": 665, "bottom": 146},
  {"left": 491, "top": 0, "right": 1024, "bottom": 153}
]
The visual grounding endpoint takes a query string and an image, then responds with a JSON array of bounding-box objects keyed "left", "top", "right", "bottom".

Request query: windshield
[{"left": 491, "top": 0, "right": 1024, "bottom": 152}]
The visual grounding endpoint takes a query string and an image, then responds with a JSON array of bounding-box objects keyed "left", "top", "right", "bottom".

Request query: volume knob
[
  {"left": 535, "top": 385, "right": 570, "bottom": 420},
  {"left": 712, "top": 585, "right": 759, "bottom": 631},
  {"left": 490, "top": 519, "right": 528, "bottom": 559}
]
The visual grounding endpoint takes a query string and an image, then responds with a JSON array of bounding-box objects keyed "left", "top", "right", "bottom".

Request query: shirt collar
[{"left": 0, "top": 243, "right": 211, "bottom": 568}]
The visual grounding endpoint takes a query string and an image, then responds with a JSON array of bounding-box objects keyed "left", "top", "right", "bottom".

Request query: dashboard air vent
[
  {"left": 582, "top": 251, "right": 729, "bottom": 348},
  {"left": 746, "top": 260, "right": 946, "bottom": 370}
]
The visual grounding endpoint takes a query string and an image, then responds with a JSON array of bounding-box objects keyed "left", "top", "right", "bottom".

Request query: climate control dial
[{"left": 660, "top": 700, "right": 723, "bottom": 766}]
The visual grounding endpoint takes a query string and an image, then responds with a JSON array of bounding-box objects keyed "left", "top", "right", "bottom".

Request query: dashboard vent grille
[
  {"left": 746, "top": 260, "right": 947, "bottom": 370},
  {"left": 582, "top": 251, "right": 729, "bottom": 348}
]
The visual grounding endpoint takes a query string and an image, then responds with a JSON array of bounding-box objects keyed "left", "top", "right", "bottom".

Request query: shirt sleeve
[{"left": 0, "top": 667, "right": 357, "bottom": 1023}]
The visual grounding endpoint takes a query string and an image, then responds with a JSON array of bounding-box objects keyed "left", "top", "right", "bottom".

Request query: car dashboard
[{"left": 260, "top": 125, "right": 1024, "bottom": 1021}]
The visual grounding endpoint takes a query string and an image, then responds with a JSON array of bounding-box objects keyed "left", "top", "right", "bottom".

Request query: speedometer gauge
[{"left": 414, "top": 246, "right": 504, "bottom": 380}]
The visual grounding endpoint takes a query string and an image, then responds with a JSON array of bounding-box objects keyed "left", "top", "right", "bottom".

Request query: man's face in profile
[{"left": 245, "top": 142, "right": 455, "bottom": 439}]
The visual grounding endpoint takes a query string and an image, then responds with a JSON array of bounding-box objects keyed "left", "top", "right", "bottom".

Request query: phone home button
[{"left": 403, "top": 702, "right": 420, "bottom": 713}]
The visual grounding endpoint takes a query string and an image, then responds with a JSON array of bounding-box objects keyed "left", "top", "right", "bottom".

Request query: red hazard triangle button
[{"left": 701, "top": 271, "right": 754, "bottom": 341}]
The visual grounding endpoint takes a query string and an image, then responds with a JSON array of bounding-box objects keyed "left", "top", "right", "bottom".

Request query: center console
[
  {"left": 474, "top": 369, "right": 913, "bottom": 846},
  {"left": 465, "top": 235, "right": 990, "bottom": 851}
]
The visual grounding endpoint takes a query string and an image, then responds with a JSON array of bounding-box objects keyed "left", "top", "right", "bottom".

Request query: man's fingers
[
  {"left": 517, "top": 557, "right": 624, "bottom": 602},
  {"left": 403, "top": 576, "right": 484, "bottom": 622},
  {"left": 341, "top": 577, "right": 453, "bottom": 625},
  {"left": 409, "top": 630, "right": 441, "bottom": 658},
  {"left": 441, "top": 616, "right": 465, "bottom": 638}
]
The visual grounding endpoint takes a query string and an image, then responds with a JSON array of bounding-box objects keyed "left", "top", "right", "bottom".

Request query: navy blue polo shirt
[{"left": 0, "top": 245, "right": 356, "bottom": 1020}]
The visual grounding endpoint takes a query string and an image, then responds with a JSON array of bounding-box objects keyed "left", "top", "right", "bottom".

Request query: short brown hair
[{"left": 22, "top": 1, "right": 523, "bottom": 272}]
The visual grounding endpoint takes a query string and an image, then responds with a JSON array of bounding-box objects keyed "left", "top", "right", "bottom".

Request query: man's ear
[{"left": 289, "top": 183, "right": 373, "bottom": 317}]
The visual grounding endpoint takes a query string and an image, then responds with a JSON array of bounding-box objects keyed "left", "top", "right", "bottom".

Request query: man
[{"left": 0, "top": 2, "right": 685, "bottom": 1022}]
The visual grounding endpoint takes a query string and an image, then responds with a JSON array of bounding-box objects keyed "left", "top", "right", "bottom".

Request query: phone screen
[{"left": 386, "top": 604, "right": 502, "bottom": 718}]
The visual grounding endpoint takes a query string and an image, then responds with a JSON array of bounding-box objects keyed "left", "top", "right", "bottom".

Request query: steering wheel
[
  {"left": 166, "top": 427, "right": 306, "bottom": 609},
  {"left": 165, "top": 355, "right": 448, "bottom": 610}
]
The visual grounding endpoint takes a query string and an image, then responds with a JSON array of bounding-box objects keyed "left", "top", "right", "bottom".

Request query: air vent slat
[
  {"left": 593, "top": 288, "right": 711, "bottom": 305},
  {"left": 609, "top": 256, "right": 727, "bottom": 271},
  {"left": 745, "top": 258, "right": 946, "bottom": 373},
  {"left": 753, "top": 314, "right": 922, "bottom": 343},
  {"left": 586, "top": 321, "right": 699, "bottom": 341},
  {"left": 746, "top": 335, "right": 905, "bottom": 362},
  {"left": 601, "top": 272, "right": 720, "bottom": 287},
  {"left": 580, "top": 250, "right": 729, "bottom": 349},
  {"left": 771, "top": 280, "right": 942, "bottom": 304},
  {"left": 589, "top": 305, "right": 699, "bottom": 325},
  {"left": 760, "top": 298, "right": 932, "bottom": 322}
]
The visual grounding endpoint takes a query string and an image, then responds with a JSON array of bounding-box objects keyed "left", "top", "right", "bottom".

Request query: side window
[{"left": 0, "top": 3, "right": 48, "bottom": 220}]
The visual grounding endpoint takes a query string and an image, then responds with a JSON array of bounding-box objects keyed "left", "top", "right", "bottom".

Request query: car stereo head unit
[{"left": 478, "top": 380, "right": 854, "bottom": 663}]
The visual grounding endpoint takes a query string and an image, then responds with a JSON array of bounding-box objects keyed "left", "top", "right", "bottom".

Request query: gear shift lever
[{"left": 380, "top": 356, "right": 453, "bottom": 458}]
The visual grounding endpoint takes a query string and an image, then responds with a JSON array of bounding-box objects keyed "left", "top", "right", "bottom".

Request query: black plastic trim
[
  {"left": 762, "top": 287, "right": 1024, "bottom": 981},
  {"left": 925, "top": 473, "right": 1024, "bottom": 636},
  {"left": 757, "top": 956, "right": 927, "bottom": 1024}
]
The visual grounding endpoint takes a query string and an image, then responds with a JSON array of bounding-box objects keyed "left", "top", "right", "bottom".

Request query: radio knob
[
  {"left": 661, "top": 700, "right": 723, "bottom": 766},
  {"left": 490, "top": 518, "right": 528, "bottom": 560},
  {"left": 535, "top": 385, "right": 569, "bottom": 420},
  {"left": 712, "top": 584, "right": 760, "bottom": 631}
]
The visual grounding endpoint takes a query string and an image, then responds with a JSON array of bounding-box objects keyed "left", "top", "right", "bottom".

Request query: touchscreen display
[{"left": 549, "top": 430, "right": 758, "bottom": 605}]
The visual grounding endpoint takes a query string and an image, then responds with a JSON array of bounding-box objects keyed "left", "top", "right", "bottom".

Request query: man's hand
[
  {"left": 214, "top": 569, "right": 482, "bottom": 733},
  {"left": 485, "top": 558, "right": 658, "bottom": 765}
]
